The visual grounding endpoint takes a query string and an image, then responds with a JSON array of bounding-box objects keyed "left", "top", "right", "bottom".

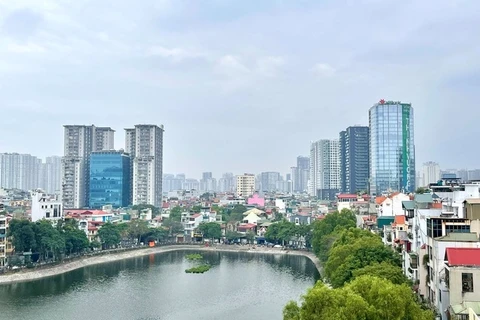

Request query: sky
[{"left": 1, "top": 0, "right": 479, "bottom": 179}]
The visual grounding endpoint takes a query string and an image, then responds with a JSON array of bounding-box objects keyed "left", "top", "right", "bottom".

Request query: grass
[
  {"left": 185, "top": 253, "right": 203, "bottom": 261},
  {"left": 185, "top": 264, "right": 211, "bottom": 274}
]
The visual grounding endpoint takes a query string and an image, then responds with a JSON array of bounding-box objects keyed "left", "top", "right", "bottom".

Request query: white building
[
  {"left": 181, "top": 212, "right": 203, "bottom": 237},
  {"left": 125, "top": 124, "right": 164, "bottom": 206},
  {"left": 422, "top": 161, "right": 441, "bottom": 187},
  {"left": 0, "top": 214, "right": 7, "bottom": 267},
  {"left": 376, "top": 192, "right": 411, "bottom": 216},
  {"left": 31, "top": 189, "right": 63, "bottom": 222},
  {"left": 39, "top": 156, "right": 62, "bottom": 194},
  {"left": 236, "top": 173, "right": 256, "bottom": 197},
  {"left": 62, "top": 125, "right": 115, "bottom": 208},
  {"left": 0, "top": 153, "right": 41, "bottom": 191},
  {"left": 309, "top": 139, "right": 340, "bottom": 200}
]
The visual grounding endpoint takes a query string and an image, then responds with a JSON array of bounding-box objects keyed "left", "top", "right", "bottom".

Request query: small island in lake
[
  {"left": 185, "top": 253, "right": 203, "bottom": 261},
  {"left": 185, "top": 264, "right": 211, "bottom": 274}
]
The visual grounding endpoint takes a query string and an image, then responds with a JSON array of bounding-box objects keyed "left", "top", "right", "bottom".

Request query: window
[{"left": 462, "top": 273, "right": 474, "bottom": 292}]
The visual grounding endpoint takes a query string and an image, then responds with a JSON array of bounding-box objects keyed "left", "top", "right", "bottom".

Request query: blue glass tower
[
  {"left": 89, "top": 151, "right": 131, "bottom": 208},
  {"left": 340, "top": 126, "right": 370, "bottom": 194},
  {"left": 369, "top": 100, "right": 415, "bottom": 195}
]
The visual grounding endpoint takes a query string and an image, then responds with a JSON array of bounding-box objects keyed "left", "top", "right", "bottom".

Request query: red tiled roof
[
  {"left": 190, "top": 213, "right": 201, "bottom": 218},
  {"left": 446, "top": 248, "right": 480, "bottom": 267},
  {"left": 337, "top": 194, "right": 358, "bottom": 199},
  {"left": 162, "top": 202, "right": 169, "bottom": 208},
  {"left": 238, "top": 223, "right": 256, "bottom": 229},
  {"left": 394, "top": 215, "right": 406, "bottom": 225},
  {"left": 375, "top": 196, "right": 387, "bottom": 204}
]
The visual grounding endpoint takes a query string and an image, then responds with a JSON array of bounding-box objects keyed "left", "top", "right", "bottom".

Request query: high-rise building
[
  {"left": 89, "top": 150, "right": 131, "bottom": 209},
  {"left": 218, "top": 173, "right": 235, "bottom": 192},
  {"left": 421, "top": 162, "right": 441, "bottom": 187},
  {"left": 369, "top": 100, "right": 415, "bottom": 195},
  {"left": 309, "top": 139, "right": 340, "bottom": 200},
  {"left": 236, "top": 173, "right": 255, "bottom": 197},
  {"left": 125, "top": 124, "right": 164, "bottom": 206},
  {"left": 260, "top": 172, "right": 281, "bottom": 192},
  {"left": 200, "top": 172, "right": 216, "bottom": 192},
  {"left": 0, "top": 153, "right": 41, "bottom": 191},
  {"left": 62, "top": 125, "right": 115, "bottom": 208},
  {"left": 40, "top": 156, "right": 62, "bottom": 194},
  {"left": 339, "top": 126, "right": 370, "bottom": 194},
  {"left": 292, "top": 156, "right": 309, "bottom": 193}
]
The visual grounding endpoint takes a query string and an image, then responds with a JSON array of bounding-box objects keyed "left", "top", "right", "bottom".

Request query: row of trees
[
  {"left": 284, "top": 209, "right": 434, "bottom": 320},
  {"left": 8, "top": 219, "right": 172, "bottom": 263},
  {"left": 264, "top": 220, "right": 312, "bottom": 247}
]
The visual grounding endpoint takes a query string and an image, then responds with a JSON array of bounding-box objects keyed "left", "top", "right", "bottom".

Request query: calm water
[{"left": 0, "top": 250, "right": 320, "bottom": 320}]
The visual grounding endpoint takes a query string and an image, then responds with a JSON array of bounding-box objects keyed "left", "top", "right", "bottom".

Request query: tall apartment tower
[
  {"left": 369, "top": 100, "right": 415, "bottom": 195},
  {"left": 125, "top": 124, "right": 164, "bottom": 206},
  {"left": 309, "top": 139, "right": 340, "bottom": 200},
  {"left": 339, "top": 126, "right": 370, "bottom": 194},
  {"left": 62, "top": 125, "right": 115, "bottom": 208},
  {"left": 292, "top": 156, "right": 309, "bottom": 193},
  {"left": 421, "top": 161, "right": 440, "bottom": 187},
  {"left": 260, "top": 172, "right": 281, "bottom": 192},
  {"left": 41, "top": 156, "right": 62, "bottom": 194},
  {"left": 236, "top": 173, "right": 255, "bottom": 197},
  {"left": 0, "top": 153, "right": 41, "bottom": 190}
]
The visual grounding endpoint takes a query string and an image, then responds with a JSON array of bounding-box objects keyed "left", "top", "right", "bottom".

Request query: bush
[{"left": 185, "top": 264, "right": 211, "bottom": 274}]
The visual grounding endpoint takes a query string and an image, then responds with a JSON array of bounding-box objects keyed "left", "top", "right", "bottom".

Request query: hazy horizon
[{"left": 1, "top": 0, "right": 479, "bottom": 177}]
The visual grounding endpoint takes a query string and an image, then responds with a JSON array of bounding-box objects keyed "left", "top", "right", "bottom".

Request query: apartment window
[{"left": 462, "top": 273, "right": 474, "bottom": 292}]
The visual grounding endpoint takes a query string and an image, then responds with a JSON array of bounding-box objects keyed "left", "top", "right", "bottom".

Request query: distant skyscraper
[
  {"left": 260, "top": 172, "right": 281, "bottom": 192},
  {"left": 0, "top": 153, "right": 41, "bottom": 191},
  {"left": 89, "top": 151, "right": 131, "bottom": 208},
  {"left": 200, "top": 172, "right": 216, "bottom": 192},
  {"left": 125, "top": 124, "right": 164, "bottom": 206},
  {"left": 218, "top": 173, "right": 235, "bottom": 192},
  {"left": 236, "top": 173, "right": 255, "bottom": 197},
  {"left": 292, "top": 156, "right": 309, "bottom": 193},
  {"left": 183, "top": 179, "right": 200, "bottom": 190},
  {"left": 41, "top": 156, "right": 62, "bottom": 194},
  {"left": 62, "top": 125, "right": 115, "bottom": 208},
  {"left": 369, "top": 100, "right": 415, "bottom": 195},
  {"left": 309, "top": 139, "right": 340, "bottom": 200},
  {"left": 421, "top": 162, "right": 441, "bottom": 187},
  {"left": 339, "top": 126, "right": 369, "bottom": 194}
]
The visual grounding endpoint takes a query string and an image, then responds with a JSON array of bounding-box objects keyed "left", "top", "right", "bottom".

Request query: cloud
[
  {"left": 256, "top": 56, "right": 285, "bottom": 77},
  {"left": 6, "top": 42, "right": 46, "bottom": 53},
  {"left": 146, "top": 45, "right": 205, "bottom": 62},
  {"left": 312, "top": 63, "right": 336, "bottom": 76},
  {"left": 214, "top": 55, "right": 250, "bottom": 76}
]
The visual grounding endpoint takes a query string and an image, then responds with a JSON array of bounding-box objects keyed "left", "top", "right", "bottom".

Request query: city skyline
[{"left": 1, "top": 1, "right": 479, "bottom": 177}]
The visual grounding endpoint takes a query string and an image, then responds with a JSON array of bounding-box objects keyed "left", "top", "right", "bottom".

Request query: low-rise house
[
  {"left": 181, "top": 213, "right": 203, "bottom": 237},
  {"left": 237, "top": 223, "right": 256, "bottom": 234},
  {"left": 289, "top": 212, "right": 312, "bottom": 225},
  {"left": 445, "top": 248, "right": 480, "bottom": 319},
  {"left": 30, "top": 189, "right": 63, "bottom": 223}
]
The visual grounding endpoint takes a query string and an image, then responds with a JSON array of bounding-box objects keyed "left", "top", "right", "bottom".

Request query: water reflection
[{"left": 0, "top": 250, "right": 319, "bottom": 320}]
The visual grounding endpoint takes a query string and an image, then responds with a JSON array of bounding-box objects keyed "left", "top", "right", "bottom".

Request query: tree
[
  {"left": 225, "top": 230, "right": 242, "bottom": 241},
  {"left": 283, "top": 276, "right": 434, "bottom": 320},
  {"left": 169, "top": 206, "right": 183, "bottom": 222},
  {"left": 127, "top": 220, "right": 150, "bottom": 243},
  {"left": 98, "top": 222, "right": 121, "bottom": 249},
  {"left": 198, "top": 222, "right": 221, "bottom": 240},
  {"left": 415, "top": 187, "right": 426, "bottom": 194},
  {"left": 311, "top": 209, "right": 356, "bottom": 259},
  {"left": 162, "top": 218, "right": 184, "bottom": 235},
  {"left": 191, "top": 205, "right": 202, "bottom": 213},
  {"left": 352, "top": 262, "right": 410, "bottom": 286},
  {"left": 34, "top": 220, "right": 65, "bottom": 261},
  {"left": 132, "top": 204, "right": 160, "bottom": 216},
  {"left": 245, "top": 231, "right": 256, "bottom": 243},
  {"left": 8, "top": 219, "right": 37, "bottom": 253}
]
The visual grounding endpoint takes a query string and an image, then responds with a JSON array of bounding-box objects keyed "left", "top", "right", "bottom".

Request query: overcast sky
[{"left": 1, "top": 0, "right": 479, "bottom": 179}]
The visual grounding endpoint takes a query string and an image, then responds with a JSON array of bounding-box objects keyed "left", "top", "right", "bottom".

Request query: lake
[{"left": 0, "top": 250, "right": 320, "bottom": 320}]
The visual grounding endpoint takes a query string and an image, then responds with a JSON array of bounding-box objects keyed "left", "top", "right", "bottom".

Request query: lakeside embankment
[{"left": 0, "top": 245, "right": 322, "bottom": 285}]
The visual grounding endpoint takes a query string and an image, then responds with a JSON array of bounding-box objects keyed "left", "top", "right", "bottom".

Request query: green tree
[
  {"left": 127, "top": 220, "right": 150, "bottom": 243},
  {"left": 352, "top": 262, "right": 410, "bottom": 286},
  {"left": 311, "top": 209, "right": 356, "bottom": 260},
  {"left": 283, "top": 276, "right": 434, "bottom": 320},
  {"left": 225, "top": 230, "right": 242, "bottom": 241},
  {"left": 34, "top": 220, "right": 65, "bottom": 261},
  {"left": 132, "top": 204, "right": 160, "bottom": 216},
  {"left": 98, "top": 222, "right": 121, "bottom": 249},
  {"left": 8, "top": 219, "right": 37, "bottom": 253},
  {"left": 415, "top": 187, "right": 426, "bottom": 194},
  {"left": 245, "top": 231, "right": 256, "bottom": 243},
  {"left": 63, "top": 221, "right": 89, "bottom": 255},
  {"left": 169, "top": 206, "right": 183, "bottom": 222},
  {"left": 162, "top": 218, "right": 184, "bottom": 235},
  {"left": 198, "top": 222, "right": 222, "bottom": 240},
  {"left": 191, "top": 205, "right": 202, "bottom": 213}
]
